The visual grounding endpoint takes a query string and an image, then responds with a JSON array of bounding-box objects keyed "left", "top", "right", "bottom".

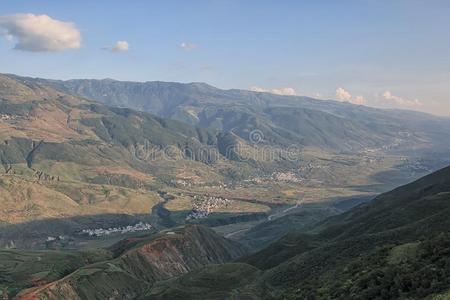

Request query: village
[
  {"left": 77, "top": 222, "right": 152, "bottom": 237},
  {"left": 186, "top": 195, "right": 231, "bottom": 220}
]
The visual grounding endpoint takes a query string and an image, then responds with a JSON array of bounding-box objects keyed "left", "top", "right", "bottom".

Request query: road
[
  {"left": 224, "top": 203, "right": 302, "bottom": 239},
  {"left": 224, "top": 229, "right": 249, "bottom": 239},
  {"left": 267, "top": 203, "right": 301, "bottom": 221}
]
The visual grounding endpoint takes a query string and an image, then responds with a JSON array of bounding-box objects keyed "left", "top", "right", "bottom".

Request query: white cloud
[
  {"left": 250, "top": 86, "right": 297, "bottom": 96},
  {"left": 271, "top": 87, "right": 297, "bottom": 96},
  {"left": 111, "top": 40, "right": 129, "bottom": 52},
  {"left": 353, "top": 95, "right": 367, "bottom": 105},
  {"left": 335, "top": 87, "right": 367, "bottom": 105},
  {"left": 382, "top": 91, "right": 422, "bottom": 108},
  {"left": 180, "top": 42, "right": 197, "bottom": 51},
  {"left": 0, "top": 13, "right": 81, "bottom": 52},
  {"left": 336, "top": 87, "right": 352, "bottom": 101}
]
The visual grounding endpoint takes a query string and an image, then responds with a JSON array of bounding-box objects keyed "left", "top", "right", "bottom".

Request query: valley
[
  {"left": 2, "top": 166, "right": 450, "bottom": 299},
  {"left": 0, "top": 73, "right": 448, "bottom": 247},
  {"left": 1, "top": 2, "right": 449, "bottom": 298},
  {"left": 0, "top": 73, "right": 449, "bottom": 299}
]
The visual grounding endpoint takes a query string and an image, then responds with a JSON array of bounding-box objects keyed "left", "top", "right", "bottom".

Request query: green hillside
[
  {"left": 13, "top": 225, "right": 245, "bottom": 299},
  {"left": 33, "top": 75, "right": 450, "bottom": 154},
  {"left": 146, "top": 166, "right": 450, "bottom": 299},
  {"left": 0, "top": 74, "right": 227, "bottom": 247},
  {"left": 2, "top": 139, "right": 449, "bottom": 299},
  {"left": 2, "top": 73, "right": 447, "bottom": 249}
]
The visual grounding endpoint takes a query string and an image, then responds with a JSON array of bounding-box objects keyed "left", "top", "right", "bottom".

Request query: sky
[{"left": 0, "top": 0, "right": 449, "bottom": 115}]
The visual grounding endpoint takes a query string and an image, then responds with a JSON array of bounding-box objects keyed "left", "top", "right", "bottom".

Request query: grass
[
  {"left": 388, "top": 242, "right": 420, "bottom": 265},
  {"left": 0, "top": 175, "right": 161, "bottom": 225},
  {"left": 164, "top": 196, "right": 270, "bottom": 213},
  {"left": 147, "top": 263, "right": 261, "bottom": 299},
  {"left": 0, "top": 248, "right": 112, "bottom": 297}
]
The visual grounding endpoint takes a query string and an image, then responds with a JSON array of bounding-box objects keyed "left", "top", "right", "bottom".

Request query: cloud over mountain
[
  {"left": 382, "top": 91, "right": 422, "bottom": 108},
  {"left": 336, "top": 87, "right": 352, "bottom": 101},
  {"left": 335, "top": 87, "right": 366, "bottom": 105},
  {"left": 0, "top": 13, "right": 81, "bottom": 52},
  {"left": 250, "top": 86, "right": 297, "bottom": 96}
]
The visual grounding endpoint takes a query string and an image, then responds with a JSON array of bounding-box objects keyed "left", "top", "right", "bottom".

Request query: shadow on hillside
[
  {"left": 0, "top": 192, "right": 382, "bottom": 250},
  {"left": 0, "top": 213, "right": 154, "bottom": 249},
  {"left": 0, "top": 211, "right": 269, "bottom": 249}
]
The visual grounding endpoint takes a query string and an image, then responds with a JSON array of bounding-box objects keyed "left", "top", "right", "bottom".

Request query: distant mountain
[
  {"left": 147, "top": 166, "right": 450, "bottom": 299},
  {"left": 15, "top": 74, "right": 450, "bottom": 153}
]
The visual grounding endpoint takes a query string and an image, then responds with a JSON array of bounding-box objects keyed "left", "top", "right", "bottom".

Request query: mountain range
[
  {"left": 0, "top": 73, "right": 449, "bottom": 245},
  {"left": 0, "top": 73, "right": 449, "bottom": 299},
  {"left": 28, "top": 75, "right": 450, "bottom": 154}
]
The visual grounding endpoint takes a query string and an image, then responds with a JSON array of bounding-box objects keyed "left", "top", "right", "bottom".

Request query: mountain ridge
[{"left": 5, "top": 73, "right": 450, "bottom": 155}]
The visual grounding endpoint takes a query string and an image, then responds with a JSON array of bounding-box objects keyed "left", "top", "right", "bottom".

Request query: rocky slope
[{"left": 15, "top": 225, "right": 246, "bottom": 299}]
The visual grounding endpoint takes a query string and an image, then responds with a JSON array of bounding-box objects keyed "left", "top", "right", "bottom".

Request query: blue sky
[{"left": 1, "top": 0, "right": 449, "bottom": 115}]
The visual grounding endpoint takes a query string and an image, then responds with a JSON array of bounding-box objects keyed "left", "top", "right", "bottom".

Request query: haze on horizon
[{"left": 0, "top": 0, "right": 449, "bottom": 116}]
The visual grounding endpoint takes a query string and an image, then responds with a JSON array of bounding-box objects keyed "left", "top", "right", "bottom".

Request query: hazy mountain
[
  {"left": 1, "top": 72, "right": 449, "bottom": 245},
  {"left": 15, "top": 74, "right": 450, "bottom": 154},
  {"left": 1, "top": 73, "right": 450, "bottom": 299}
]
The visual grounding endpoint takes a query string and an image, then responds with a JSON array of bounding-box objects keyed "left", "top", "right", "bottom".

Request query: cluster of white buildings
[
  {"left": 0, "top": 113, "right": 28, "bottom": 122},
  {"left": 271, "top": 171, "right": 303, "bottom": 183},
  {"left": 0, "top": 114, "right": 18, "bottom": 121},
  {"left": 248, "top": 171, "right": 304, "bottom": 184},
  {"left": 186, "top": 195, "right": 231, "bottom": 220},
  {"left": 170, "top": 179, "right": 212, "bottom": 188},
  {"left": 46, "top": 235, "right": 65, "bottom": 242},
  {"left": 186, "top": 210, "right": 210, "bottom": 220},
  {"left": 79, "top": 222, "right": 152, "bottom": 237}
]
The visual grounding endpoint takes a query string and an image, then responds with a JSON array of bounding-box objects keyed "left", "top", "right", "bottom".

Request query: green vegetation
[
  {"left": 0, "top": 248, "right": 111, "bottom": 296},
  {"left": 145, "top": 263, "right": 261, "bottom": 300},
  {"left": 14, "top": 225, "right": 246, "bottom": 299},
  {"left": 146, "top": 166, "right": 450, "bottom": 299},
  {"left": 283, "top": 233, "right": 450, "bottom": 299},
  {"left": 0, "top": 73, "right": 450, "bottom": 299},
  {"left": 237, "top": 204, "right": 339, "bottom": 251},
  {"left": 0, "top": 99, "right": 38, "bottom": 116},
  {"left": 45, "top": 76, "right": 450, "bottom": 156},
  {"left": 0, "top": 73, "right": 446, "bottom": 236},
  {"left": 0, "top": 138, "right": 33, "bottom": 166}
]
